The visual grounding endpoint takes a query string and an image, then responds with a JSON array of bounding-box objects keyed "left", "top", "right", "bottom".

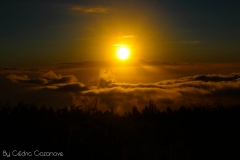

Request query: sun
[{"left": 117, "top": 46, "right": 130, "bottom": 60}]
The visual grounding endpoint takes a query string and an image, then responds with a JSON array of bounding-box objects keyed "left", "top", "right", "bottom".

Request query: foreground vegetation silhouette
[{"left": 1, "top": 101, "right": 240, "bottom": 159}]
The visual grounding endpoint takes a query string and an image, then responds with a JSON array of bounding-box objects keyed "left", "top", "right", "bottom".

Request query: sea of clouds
[{"left": 1, "top": 61, "right": 240, "bottom": 114}]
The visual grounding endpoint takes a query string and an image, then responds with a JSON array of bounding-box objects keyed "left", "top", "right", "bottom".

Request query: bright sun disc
[{"left": 117, "top": 46, "right": 130, "bottom": 60}]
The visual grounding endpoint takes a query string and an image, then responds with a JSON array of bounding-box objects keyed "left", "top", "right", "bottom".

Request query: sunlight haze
[{"left": 1, "top": 0, "right": 240, "bottom": 113}]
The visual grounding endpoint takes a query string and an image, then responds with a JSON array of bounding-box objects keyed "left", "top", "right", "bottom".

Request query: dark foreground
[{"left": 1, "top": 101, "right": 240, "bottom": 159}]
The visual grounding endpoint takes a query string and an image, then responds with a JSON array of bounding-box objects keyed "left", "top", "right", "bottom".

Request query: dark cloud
[
  {"left": 98, "top": 73, "right": 240, "bottom": 90},
  {"left": 181, "top": 73, "right": 240, "bottom": 82},
  {"left": 7, "top": 74, "right": 48, "bottom": 84},
  {"left": 57, "top": 60, "right": 181, "bottom": 69},
  {"left": 7, "top": 74, "right": 30, "bottom": 83},
  {"left": 7, "top": 70, "right": 78, "bottom": 85},
  {"left": 56, "top": 83, "right": 89, "bottom": 92},
  {"left": 38, "top": 83, "right": 89, "bottom": 93},
  {"left": 0, "top": 74, "right": 72, "bottom": 109},
  {"left": 2, "top": 68, "right": 18, "bottom": 71},
  {"left": 6, "top": 71, "right": 89, "bottom": 93}
]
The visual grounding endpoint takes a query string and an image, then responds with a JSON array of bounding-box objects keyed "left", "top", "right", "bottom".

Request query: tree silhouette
[{"left": 1, "top": 100, "right": 240, "bottom": 159}]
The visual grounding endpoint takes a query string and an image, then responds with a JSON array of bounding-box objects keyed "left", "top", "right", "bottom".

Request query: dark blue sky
[{"left": 1, "top": 0, "right": 240, "bottom": 67}]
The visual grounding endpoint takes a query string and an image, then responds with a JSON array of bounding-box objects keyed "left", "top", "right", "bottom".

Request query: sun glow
[{"left": 117, "top": 46, "right": 130, "bottom": 60}]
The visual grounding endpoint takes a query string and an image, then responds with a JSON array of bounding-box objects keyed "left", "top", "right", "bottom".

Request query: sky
[
  {"left": 1, "top": 0, "right": 240, "bottom": 114},
  {"left": 1, "top": 0, "right": 240, "bottom": 66}
]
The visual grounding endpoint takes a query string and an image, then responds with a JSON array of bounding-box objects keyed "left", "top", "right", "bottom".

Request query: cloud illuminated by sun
[{"left": 71, "top": 6, "right": 109, "bottom": 13}]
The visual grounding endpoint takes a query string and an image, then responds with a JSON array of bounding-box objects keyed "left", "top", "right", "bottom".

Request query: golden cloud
[{"left": 70, "top": 6, "right": 109, "bottom": 13}]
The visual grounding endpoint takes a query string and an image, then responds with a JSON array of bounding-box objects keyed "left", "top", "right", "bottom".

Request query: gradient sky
[
  {"left": 1, "top": 0, "right": 240, "bottom": 67},
  {"left": 1, "top": 1, "right": 240, "bottom": 113}
]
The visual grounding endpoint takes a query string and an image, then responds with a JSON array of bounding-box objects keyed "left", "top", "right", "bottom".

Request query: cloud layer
[
  {"left": 5, "top": 70, "right": 240, "bottom": 114},
  {"left": 80, "top": 73, "right": 240, "bottom": 113},
  {"left": 7, "top": 70, "right": 89, "bottom": 92},
  {"left": 70, "top": 6, "right": 109, "bottom": 13}
]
